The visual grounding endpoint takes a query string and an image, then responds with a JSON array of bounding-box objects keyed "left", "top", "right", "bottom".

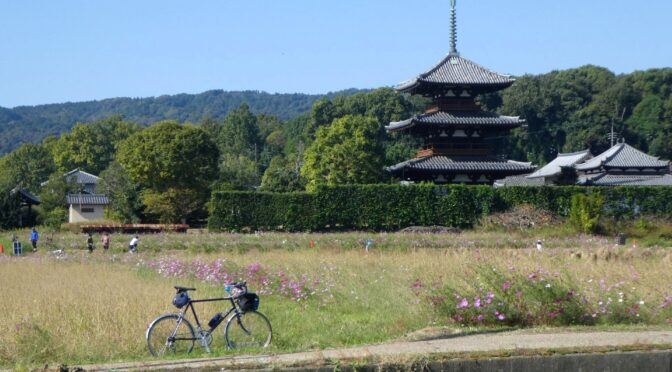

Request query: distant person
[
  {"left": 86, "top": 233, "right": 94, "bottom": 253},
  {"left": 30, "top": 228, "right": 39, "bottom": 252},
  {"left": 12, "top": 236, "right": 22, "bottom": 256},
  {"left": 101, "top": 232, "right": 110, "bottom": 251},
  {"left": 129, "top": 235, "right": 139, "bottom": 253}
]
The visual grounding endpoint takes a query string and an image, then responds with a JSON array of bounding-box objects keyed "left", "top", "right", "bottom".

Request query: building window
[{"left": 81, "top": 207, "right": 95, "bottom": 213}]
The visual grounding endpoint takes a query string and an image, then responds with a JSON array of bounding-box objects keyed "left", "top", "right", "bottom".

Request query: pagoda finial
[{"left": 449, "top": 0, "right": 459, "bottom": 56}]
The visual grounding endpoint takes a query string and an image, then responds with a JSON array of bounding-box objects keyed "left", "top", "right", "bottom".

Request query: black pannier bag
[
  {"left": 237, "top": 293, "right": 260, "bottom": 312},
  {"left": 173, "top": 292, "right": 190, "bottom": 309}
]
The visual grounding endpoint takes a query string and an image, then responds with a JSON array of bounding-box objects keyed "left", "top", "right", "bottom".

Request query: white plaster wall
[{"left": 69, "top": 205, "right": 105, "bottom": 223}]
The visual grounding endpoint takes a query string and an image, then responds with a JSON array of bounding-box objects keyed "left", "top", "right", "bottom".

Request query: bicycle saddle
[{"left": 174, "top": 286, "right": 196, "bottom": 293}]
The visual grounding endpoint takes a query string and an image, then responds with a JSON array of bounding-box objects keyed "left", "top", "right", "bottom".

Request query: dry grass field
[{"left": 2, "top": 229, "right": 672, "bottom": 369}]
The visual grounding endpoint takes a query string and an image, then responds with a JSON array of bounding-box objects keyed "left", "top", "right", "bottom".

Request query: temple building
[
  {"left": 386, "top": 0, "right": 535, "bottom": 184},
  {"left": 495, "top": 142, "right": 672, "bottom": 187}
]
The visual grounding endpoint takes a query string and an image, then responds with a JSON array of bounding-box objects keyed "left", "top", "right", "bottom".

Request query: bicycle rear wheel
[
  {"left": 224, "top": 311, "right": 272, "bottom": 350},
  {"left": 146, "top": 314, "right": 196, "bottom": 357}
]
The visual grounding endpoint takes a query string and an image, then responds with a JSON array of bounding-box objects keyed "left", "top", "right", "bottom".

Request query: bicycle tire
[
  {"left": 224, "top": 310, "right": 272, "bottom": 350},
  {"left": 146, "top": 314, "right": 196, "bottom": 357}
]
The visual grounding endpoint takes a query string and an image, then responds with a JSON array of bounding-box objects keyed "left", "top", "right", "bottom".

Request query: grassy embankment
[{"left": 1, "top": 227, "right": 672, "bottom": 369}]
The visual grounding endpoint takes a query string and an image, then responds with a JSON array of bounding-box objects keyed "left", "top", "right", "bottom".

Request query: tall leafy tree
[
  {"left": 52, "top": 115, "right": 140, "bottom": 175},
  {"left": 259, "top": 155, "right": 305, "bottom": 192},
  {"left": 0, "top": 143, "right": 55, "bottom": 191},
  {"left": 218, "top": 104, "right": 260, "bottom": 159},
  {"left": 302, "top": 115, "right": 384, "bottom": 191},
  {"left": 99, "top": 161, "right": 142, "bottom": 223},
  {"left": 116, "top": 121, "right": 218, "bottom": 222}
]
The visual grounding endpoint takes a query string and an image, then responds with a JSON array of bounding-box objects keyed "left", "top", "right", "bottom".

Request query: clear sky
[{"left": 1, "top": 0, "right": 670, "bottom": 108}]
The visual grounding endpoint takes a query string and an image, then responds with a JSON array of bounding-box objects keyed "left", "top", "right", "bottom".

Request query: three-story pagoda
[{"left": 386, "top": 0, "right": 535, "bottom": 184}]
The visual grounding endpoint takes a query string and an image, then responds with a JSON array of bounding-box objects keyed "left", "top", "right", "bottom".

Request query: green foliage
[
  {"left": 51, "top": 116, "right": 140, "bottom": 175},
  {"left": 0, "top": 143, "right": 55, "bottom": 192},
  {"left": 259, "top": 155, "right": 305, "bottom": 192},
  {"left": 302, "top": 115, "right": 385, "bottom": 191},
  {"left": 98, "top": 161, "right": 142, "bottom": 223},
  {"left": 141, "top": 188, "right": 205, "bottom": 224},
  {"left": 0, "top": 89, "right": 366, "bottom": 156},
  {"left": 0, "top": 182, "right": 21, "bottom": 230},
  {"left": 209, "top": 185, "right": 672, "bottom": 232},
  {"left": 37, "top": 173, "right": 78, "bottom": 227},
  {"left": 215, "top": 154, "right": 260, "bottom": 191},
  {"left": 217, "top": 103, "right": 260, "bottom": 158},
  {"left": 569, "top": 193, "right": 605, "bottom": 233},
  {"left": 116, "top": 121, "right": 219, "bottom": 191}
]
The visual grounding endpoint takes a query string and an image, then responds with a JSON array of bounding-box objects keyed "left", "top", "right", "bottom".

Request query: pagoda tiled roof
[
  {"left": 387, "top": 156, "right": 535, "bottom": 174},
  {"left": 577, "top": 173, "right": 672, "bottom": 186},
  {"left": 493, "top": 175, "right": 544, "bottom": 188},
  {"left": 396, "top": 55, "right": 515, "bottom": 95},
  {"left": 575, "top": 143, "right": 669, "bottom": 172},
  {"left": 386, "top": 110, "right": 524, "bottom": 132}
]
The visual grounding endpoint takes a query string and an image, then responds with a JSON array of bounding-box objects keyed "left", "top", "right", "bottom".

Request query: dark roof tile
[{"left": 387, "top": 111, "right": 524, "bottom": 132}]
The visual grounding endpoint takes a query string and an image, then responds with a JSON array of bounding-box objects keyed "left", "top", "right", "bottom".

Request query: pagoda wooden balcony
[{"left": 416, "top": 144, "right": 491, "bottom": 158}]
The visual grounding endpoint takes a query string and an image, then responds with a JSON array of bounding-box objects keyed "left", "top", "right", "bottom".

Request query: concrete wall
[
  {"left": 287, "top": 350, "right": 672, "bottom": 372},
  {"left": 69, "top": 204, "right": 105, "bottom": 223}
]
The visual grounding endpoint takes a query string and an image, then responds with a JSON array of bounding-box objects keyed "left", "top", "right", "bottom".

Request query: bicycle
[{"left": 146, "top": 281, "right": 272, "bottom": 357}]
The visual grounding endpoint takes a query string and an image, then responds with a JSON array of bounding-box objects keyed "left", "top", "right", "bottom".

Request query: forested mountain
[{"left": 0, "top": 89, "right": 365, "bottom": 155}]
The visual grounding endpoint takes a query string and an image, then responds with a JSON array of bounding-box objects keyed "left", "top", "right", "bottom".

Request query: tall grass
[{"left": 1, "top": 230, "right": 672, "bottom": 368}]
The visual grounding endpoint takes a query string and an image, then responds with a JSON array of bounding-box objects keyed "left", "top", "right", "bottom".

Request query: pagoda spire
[{"left": 449, "top": 0, "right": 459, "bottom": 56}]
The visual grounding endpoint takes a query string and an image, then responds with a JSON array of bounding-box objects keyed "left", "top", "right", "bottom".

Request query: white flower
[
  {"left": 618, "top": 299, "right": 623, "bottom": 303},
  {"left": 545, "top": 284, "right": 551, "bottom": 288},
  {"left": 639, "top": 300, "right": 645, "bottom": 305}
]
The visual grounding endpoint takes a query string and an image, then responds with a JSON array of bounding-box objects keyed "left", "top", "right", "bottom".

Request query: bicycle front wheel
[
  {"left": 224, "top": 311, "right": 272, "bottom": 350},
  {"left": 146, "top": 314, "right": 196, "bottom": 357}
]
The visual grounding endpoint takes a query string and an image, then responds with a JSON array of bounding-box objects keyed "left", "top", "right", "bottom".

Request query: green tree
[
  {"left": 259, "top": 155, "right": 305, "bottom": 192},
  {"left": 117, "top": 121, "right": 218, "bottom": 191},
  {"left": 141, "top": 188, "right": 204, "bottom": 224},
  {"left": 302, "top": 115, "right": 384, "bottom": 191},
  {"left": 52, "top": 116, "right": 140, "bottom": 175},
  {"left": 37, "top": 173, "right": 78, "bottom": 228},
  {"left": 218, "top": 104, "right": 260, "bottom": 158},
  {"left": 215, "top": 154, "right": 260, "bottom": 190},
  {"left": 0, "top": 143, "right": 56, "bottom": 191},
  {"left": 99, "top": 161, "right": 142, "bottom": 223},
  {"left": 116, "top": 121, "right": 218, "bottom": 222}
]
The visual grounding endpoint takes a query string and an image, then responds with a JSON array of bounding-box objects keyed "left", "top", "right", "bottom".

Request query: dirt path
[{"left": 76, "top": 330, "right": 672, "bottom": 371}]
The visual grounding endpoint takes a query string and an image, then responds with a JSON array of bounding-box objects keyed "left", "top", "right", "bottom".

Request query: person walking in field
[
  {"left": 129, "top": 235, "right": 139, "bottom": 253},
  {"left": 101, "top": 232, "right": 110, "bottom": 251},
  {"left": 86, "top": 233, "right": 94, "bottom": 253},
  {"left": 30, "top": 228, "right": 39, "bottom": 252}
]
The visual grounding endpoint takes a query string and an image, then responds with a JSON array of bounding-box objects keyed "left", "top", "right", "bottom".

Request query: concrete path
[{"left": 79, "top": 330, "right": 672, "bottom": 371}]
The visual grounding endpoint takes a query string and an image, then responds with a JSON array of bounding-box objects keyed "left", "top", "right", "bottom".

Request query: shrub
[
  {"left": 209, "top": 185, "right": 672, "bottom": 232},
  {"left": 415, "top": 266, "right": 646, "bottom": 327},
  {"left": 569, "top": 193, "right": 604, "bottom": 233}
]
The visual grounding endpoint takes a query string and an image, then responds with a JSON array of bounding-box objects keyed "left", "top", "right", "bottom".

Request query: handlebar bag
[{"left": 238, "top": 293, "right": 260, "bottom": 312}]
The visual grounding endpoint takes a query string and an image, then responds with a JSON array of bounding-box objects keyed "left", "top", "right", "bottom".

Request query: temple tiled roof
[
  {"left": 64, "top": 169, "right": 101, "bottom": 185},
  {"left": 577, "top": 174, "right": 672, "bottom": 186},
  {"left": 493, "top": 175, "right": 544, "bottom": 188},
  {"left": 66, "top": 194, "right": 110, "bottom": 205},
  {"left": 576, "top": 143, "right": 669, "bottom": 171},
  {"left": 387, "top": 156, "right": 535, "bottom": 174},
  {"left": 386, "top": 111, "right": 524, "bottom": 132},
  {"left": 396, "top": 55, "right": 515, "bottom": 95},
  {"left": 527, "top": 150, "right": 591, "bottom": 179}
]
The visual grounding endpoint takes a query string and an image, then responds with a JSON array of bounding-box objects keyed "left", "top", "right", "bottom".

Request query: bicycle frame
[{"left": 168, "top": 295, "right": 242, "bottom": 352}]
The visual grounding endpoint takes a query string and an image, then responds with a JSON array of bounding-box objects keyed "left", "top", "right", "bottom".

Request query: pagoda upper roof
[
  {"left": 387, "top": 156, "right": 535, "bottom": 174},
  {"left": 386, "top": 110, "right": 524, "bottom": 132},
  {"left": 575, "top": 143, "right": 669, "bottom": 172},
  {"left": 395, "top": 54, "right": 515, "bottom": 96}
]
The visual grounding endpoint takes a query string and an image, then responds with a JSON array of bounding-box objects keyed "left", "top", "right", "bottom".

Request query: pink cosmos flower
[
  {"left": 457, "top": 298, "right": 469, "bottom": 309},
  {"left": 502, "top": 281, "right": 511, "bottom": 290},
  {"left": 474, "top": 297, "right": 482, "bottom": 308},
  {"left": 477, "top": 314, "right": 485, "bottom": 322}
]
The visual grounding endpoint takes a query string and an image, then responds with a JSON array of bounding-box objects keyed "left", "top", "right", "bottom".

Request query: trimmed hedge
[{"left": 208, "top": 185, "right": 672, "bottom": 232}]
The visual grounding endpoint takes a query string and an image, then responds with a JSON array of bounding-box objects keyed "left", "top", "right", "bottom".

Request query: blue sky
[{"left": 1, "top": 0, "right": 670, "bottom": 107}]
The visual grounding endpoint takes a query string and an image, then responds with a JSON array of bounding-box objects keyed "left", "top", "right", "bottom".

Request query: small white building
[{"left": 66, "top": 194, "right": 109, "bottom": 223}]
